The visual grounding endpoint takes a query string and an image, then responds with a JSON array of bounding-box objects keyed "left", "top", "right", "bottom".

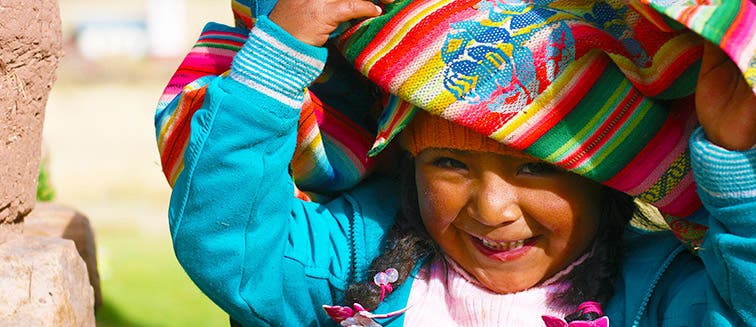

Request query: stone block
[
  {"left": 0, "top": 223, "right": 22, "bottom": 245},
  {"left": 0, "top": 235, "right": 95, "bottom": 326},
  {"left": 0, "top": 0, "right": 63, "bottom": 224},
  {"left": 24, "top": 203, "right": 101, "bottom": 310}
]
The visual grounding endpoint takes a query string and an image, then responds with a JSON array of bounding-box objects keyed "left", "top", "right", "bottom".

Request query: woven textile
[
  {"left": 155, "top": 19, "right": 383, "bottom": 201},
  {"left": 155, "top": 0, "right": 755, "bottom": 248},
  {"left": 337, "top": 0, "right": 754, "bottom": 218}
]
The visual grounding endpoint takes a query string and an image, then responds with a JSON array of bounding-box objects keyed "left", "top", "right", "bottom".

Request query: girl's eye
[
  {"left": 431, "top": 157, "right": 467, "bottom": 170},
  {"left": 517, "top": 162, "right": 558, "bottom": 175}
]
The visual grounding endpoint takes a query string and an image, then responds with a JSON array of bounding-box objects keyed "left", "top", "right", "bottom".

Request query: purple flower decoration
[
  {"left": 542, "top": 302, "right": 609, "bottom": 327},
  {"left": 323, "top": 303, "right": 382, "bottom": 327},
  {"left": 542, "top": 316, "right": 609, "bottom": 327}
]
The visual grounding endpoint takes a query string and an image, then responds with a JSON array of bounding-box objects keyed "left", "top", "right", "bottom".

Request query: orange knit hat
[{"left": 401, "top": 110, "right": 513, "bottom": 156}]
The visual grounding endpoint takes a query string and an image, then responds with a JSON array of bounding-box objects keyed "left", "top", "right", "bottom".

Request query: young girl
[{"left": 156, "top": 0, "right": 756, "bottom": 325}]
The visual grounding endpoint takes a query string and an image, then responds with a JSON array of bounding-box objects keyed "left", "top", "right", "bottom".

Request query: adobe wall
[
  {"left": 0, "top": 1, "right": 95, "bottom": 324},
  {"left": 0, "top": 0, "right": 63, "bottom": 227}
]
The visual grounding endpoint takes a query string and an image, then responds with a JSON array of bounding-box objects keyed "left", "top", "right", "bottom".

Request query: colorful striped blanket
[{"left": 155, "top": 0, "right": 756, "bottom": 248}]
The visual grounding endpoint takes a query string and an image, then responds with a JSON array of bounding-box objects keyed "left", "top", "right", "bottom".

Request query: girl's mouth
[{"left": 472, "top": 236, "right": 537, "bottom": 261}]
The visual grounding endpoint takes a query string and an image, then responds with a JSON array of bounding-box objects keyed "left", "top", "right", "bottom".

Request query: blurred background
[{"left": 42, "top": 0, "right": 233, "bottom": 325}]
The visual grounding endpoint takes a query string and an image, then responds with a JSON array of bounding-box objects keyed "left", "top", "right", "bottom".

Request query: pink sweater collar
[{"left": 403, "top": 255, "right": 589, "bottom": 326}]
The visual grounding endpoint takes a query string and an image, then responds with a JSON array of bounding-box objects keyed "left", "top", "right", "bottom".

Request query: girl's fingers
[
  {"left": 696, "top": 42, "right": 756, "bottom": 150},
  {"left": 327, "top": 0, "right": 382, "bottom": 22},
  {"left": 270, "top": 0, "right": 383, "bottom": 46}
]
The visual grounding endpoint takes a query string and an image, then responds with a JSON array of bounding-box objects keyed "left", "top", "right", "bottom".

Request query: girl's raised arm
[
  {"left": 166, "top": 1, "right": 393, "bottom": 325},
  {"left": 690, "top": 41, "right": 756, "bottom": 323}
]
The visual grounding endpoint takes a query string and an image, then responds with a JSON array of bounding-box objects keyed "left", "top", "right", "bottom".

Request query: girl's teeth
[{"left": 481, "top": 238, "right": 525, "bottom": 251}]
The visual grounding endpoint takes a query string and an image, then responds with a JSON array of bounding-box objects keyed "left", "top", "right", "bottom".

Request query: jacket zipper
[{"left": 631, "top": 245, "right": 686, "bottom": 327}]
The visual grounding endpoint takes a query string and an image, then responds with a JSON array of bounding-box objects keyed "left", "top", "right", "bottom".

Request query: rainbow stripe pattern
[
  {"left": 155, "top": 6, "right": 382, "bottom": 200},
  {"left": 155, "top": 0, "right": 755, "bottom": 248},
  {"left": 333, "top": 0, "right": 755, "bottom": 247},
  {"left": 342, "top": 1, "right": 702, "bottom": 213}
]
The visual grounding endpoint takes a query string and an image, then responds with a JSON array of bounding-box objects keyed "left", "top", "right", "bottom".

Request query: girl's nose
[{"left": 469, "top": 173, "right": 522, "bottom": 226}]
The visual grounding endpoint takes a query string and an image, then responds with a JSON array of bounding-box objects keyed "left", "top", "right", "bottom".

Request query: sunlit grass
[{"left": 94, "top": 227, "right": 227, "bottom": 327}]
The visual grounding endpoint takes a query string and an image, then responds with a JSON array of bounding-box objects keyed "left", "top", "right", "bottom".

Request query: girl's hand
[
  {"left": 269, "top": 0, "right": 389, "bottom": 47},
  {"left": 695, "top": 41, "right": 756, "bottom": 151}
]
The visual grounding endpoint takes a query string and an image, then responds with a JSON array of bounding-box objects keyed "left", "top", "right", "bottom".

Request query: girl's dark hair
[{"left": 345, "top": 154, "right": 659, "bottom": 310}]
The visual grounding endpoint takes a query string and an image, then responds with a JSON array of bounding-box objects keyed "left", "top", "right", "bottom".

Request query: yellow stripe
[
  {"left": 426, "top": 89, "right": 459, "bottom": 113},
  {"left": 543, "top": 79, "right": 631, "bottom": 162},
  {"left": 362, "top": 0, "right": 452, "bottom": 73},
  {"left": 231, "top": 0, "right": 251, "bottom": 18},
  {"left": 610, "top": 33, "right": 700, "bottom": 86},
  {"left": 170, "top": 158, "right": 186, "bottom": 187},
  {"left": 573, "top": 97, "right": 654, "bottom": 175},
  {"left": 397, "top": 54, "right": 451, "bottom": 108},
  {"left": 489, "top": 53, "right": 596, "bottom": 141}
]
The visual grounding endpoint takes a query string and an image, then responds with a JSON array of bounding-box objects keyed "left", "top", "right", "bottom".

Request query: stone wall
[
  {"left": 0, "top": 0, "right": 63, "bottom": 226},
  {"left": 1, "top": 0, "right": 96, "bottom": 325}
]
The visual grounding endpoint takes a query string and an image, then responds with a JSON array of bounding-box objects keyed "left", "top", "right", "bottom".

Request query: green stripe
[
  {"left": 655, "top": 61, "right": 700, "bottom": 100},
  {"left": 546, "top": 78, "right": 632, "bottom": 164},
  {"left": 194, "top": 42, "right": 243, "bottom": 51},
  {"left": 647, "top": 1, "right": 740, "bottom": 43},
  {"left": 525, "top": 65, "right": 627, "bottom": 164},
  {"left": 343, "top": 0, "right": 414, "bottom": 63},
  {"left": 576, "top": 97, "right": 666, "bottom": 181},
  {"left": 700, "top": 2, "right": 741, "bottom": 42}
]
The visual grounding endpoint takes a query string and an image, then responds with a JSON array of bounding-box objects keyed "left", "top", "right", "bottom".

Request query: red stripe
[
  {"left": 454, "top": 103, "right": 517, "bottom": 139},
  {"left": 161, "top": 87, "right": 208, "bottom": 181},
  {"left": 308, "top": 94, "right": 374, "bottom": 161},
  {"left": 637, "top": 44, "right": 702, "bottom": 96},
  {"left": 232, "top": 7, "right": 254, "bottom": 29},
  {"left": 353, "top": 0, "right": 431, "bottom": 69},
  {"left": 377, "top": 102, "right": 410, "bottom": 138},
  {"left": 572, "top": 25, "right": 628, "bottom": 62},
  {"left": 558, "top": 87, "right": 642, "bottom": 170},
  {"left": 366, "top": 0, "right": 479, "bottom": 86},
  {"left": 655, "top": 180, "right": 701, "bottom": 217},
  {"left": 572, "top": 23, "right": 700, "bottom": 97},
  {"left": 604, "top": 99, "right": 695, "bottom": 192},
  {"left": 513, "top": 55, "right": 609, "bottom": 149}
]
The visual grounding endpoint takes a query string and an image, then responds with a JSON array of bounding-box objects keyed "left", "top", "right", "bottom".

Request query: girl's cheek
[{"left": 417, "top": 183, "right": 457, "bottom": 229}]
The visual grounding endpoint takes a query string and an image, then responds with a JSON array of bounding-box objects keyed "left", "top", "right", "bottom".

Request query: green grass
[{"left": 94, "top": 227, "right": 227, "bottom": 327}]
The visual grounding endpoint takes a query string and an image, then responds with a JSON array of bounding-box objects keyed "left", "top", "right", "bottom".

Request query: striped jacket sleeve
[
  {"left": 155, "top": 24, "right": 381, "bottom": 201},
  {"left": 155, "top": 22, "right": 248, "bottom": 186},
  {"left": 168, "top": 16, "right": 336, "bottom": 325}
]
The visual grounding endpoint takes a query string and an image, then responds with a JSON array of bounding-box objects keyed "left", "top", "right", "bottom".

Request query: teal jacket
[{"left": 161, "top": 17, "right": 756, "bottom": 326}]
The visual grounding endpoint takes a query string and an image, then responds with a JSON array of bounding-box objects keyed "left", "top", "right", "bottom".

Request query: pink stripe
[
  {"left": 188, "top": 47, "right": 239, "bottom": 59},
  {"left": 653, "top": 172, "right": 695, "bottom": 208},
  {"left": 373, "top": 8, "right": 478, "bottom": 86},
  {"left": 557, "top": 88, "right": 642, "bottom": 169},
  {"left": 655, "top": 175, "right": 701, "bottom": 217},
  {"left": 722, "top": 2, "right": 756, "bottom": 46},
  {"left": 605, "top": 106, "right": 696, "bottom": 193},
  {"left": 721, "top": 3, "right": 756, "bottom": 65},
  {"left": 311, "top": 100, "right": 373, "bottom": 165},
  {"left": 322, "top": 134, "right": 367, "bottom": 174},
  {"left": 199, "top": 30, "right": 247, "bottom": 38}
]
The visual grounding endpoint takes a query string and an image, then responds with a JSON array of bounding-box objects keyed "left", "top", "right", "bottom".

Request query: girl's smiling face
[{"left": 414, "top": 148, "right": 603, "bottom": 294}]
